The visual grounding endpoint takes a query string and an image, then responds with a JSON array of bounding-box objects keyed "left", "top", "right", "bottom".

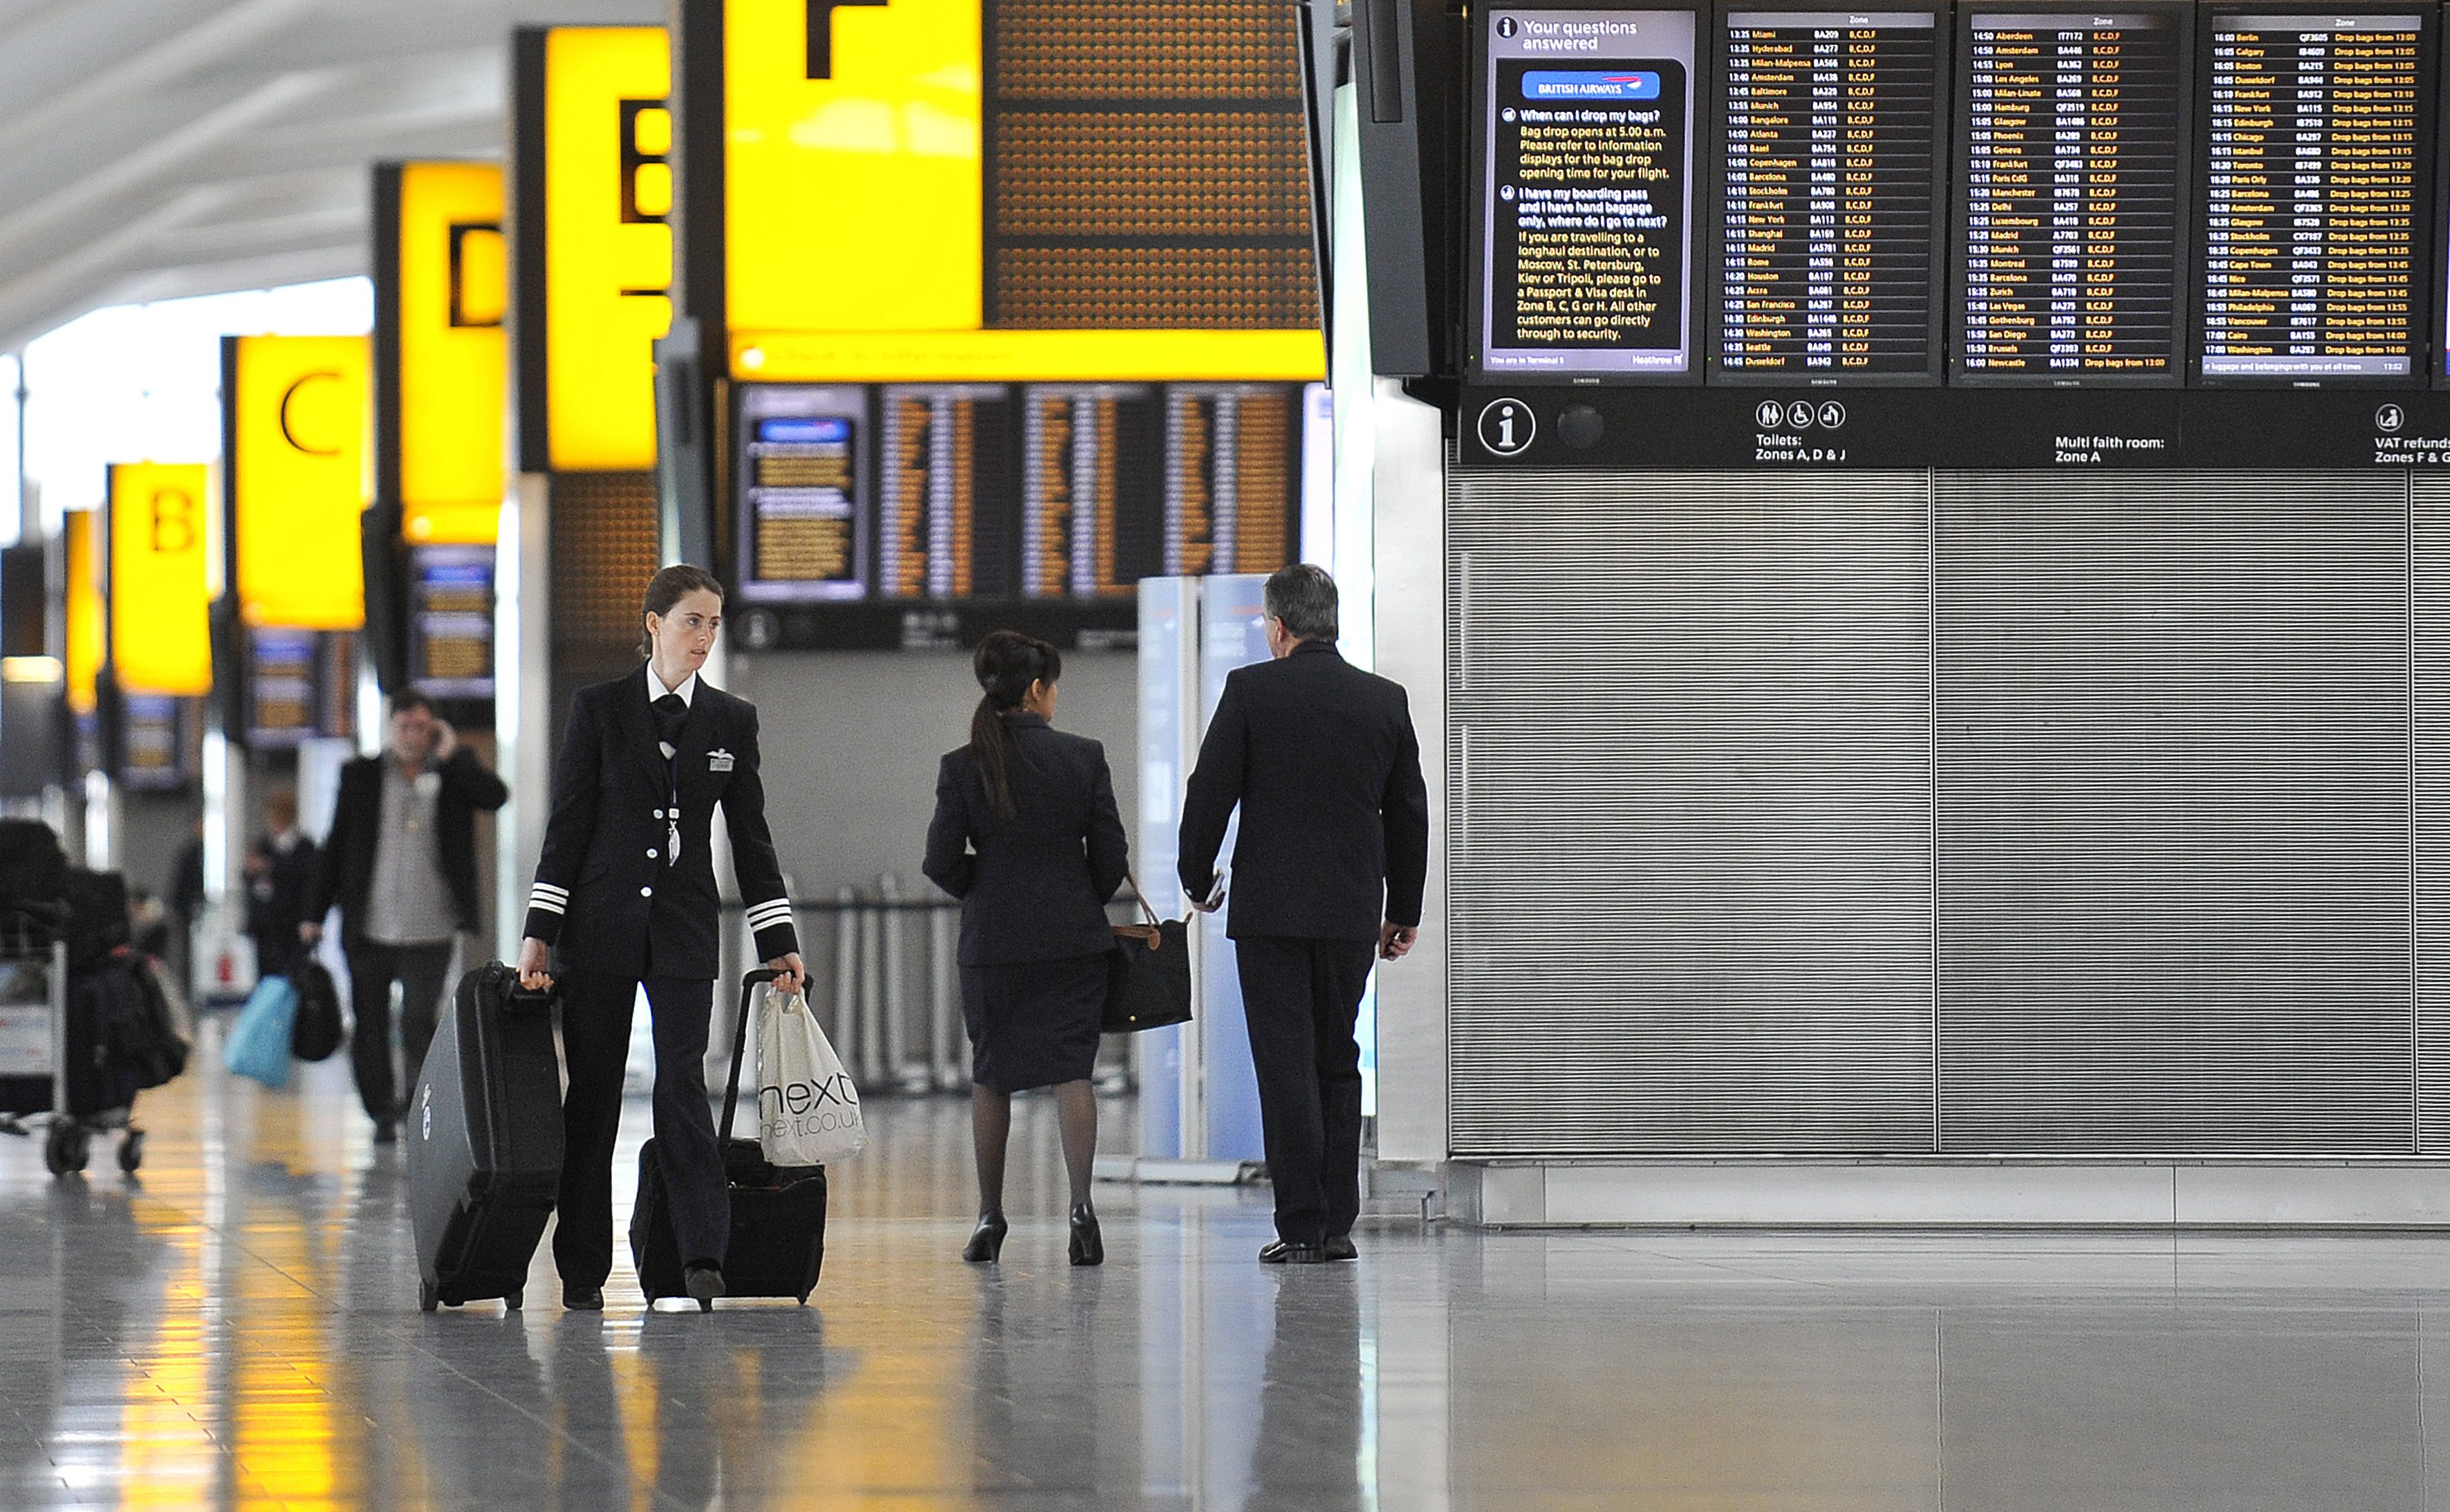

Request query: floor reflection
[{"left": 12, "top": 1040, "right": 2450, "bottom": 1508}]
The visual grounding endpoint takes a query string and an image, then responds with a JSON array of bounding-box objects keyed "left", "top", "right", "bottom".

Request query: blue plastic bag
[{"left": 223, "top": 975, "right": 300, "bottom": 1090}]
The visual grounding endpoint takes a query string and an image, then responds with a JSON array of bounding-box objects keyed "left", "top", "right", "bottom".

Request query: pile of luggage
[{"left": 0, "top": 819, "right": 191, "bottom": 1175}]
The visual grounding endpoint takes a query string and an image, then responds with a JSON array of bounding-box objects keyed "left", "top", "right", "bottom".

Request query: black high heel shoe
[
  {"left": 963, "top": 1214, "right": 1009, "bottom": 1263},
  {"left": 1068, "top": 1204, "right": 1103, "bottom": 1267}
]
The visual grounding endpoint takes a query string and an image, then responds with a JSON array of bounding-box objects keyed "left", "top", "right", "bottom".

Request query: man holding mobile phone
[{"left": 1178, "top": 564, "right": 1430, "bottom": 1265}]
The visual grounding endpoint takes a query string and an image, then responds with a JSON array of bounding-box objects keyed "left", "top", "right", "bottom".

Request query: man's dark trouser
[
  {"left": 1235, "top": 935, "right": 1377, "bottom": 1248},
  {"left": 554, "top": 973, "right": 727, "bottom": 1289},
  {"left": 344, "top": 939, "right": 454, "bottom": 1121}
]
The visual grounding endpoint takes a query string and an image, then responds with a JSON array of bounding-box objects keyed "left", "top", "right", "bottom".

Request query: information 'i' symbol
[
  {"left": 1478, "top": 399, "right": 1537, "bottom": 456},
  {"left": 1497, "top": 15, "right": 1518, "bottom": 37}
]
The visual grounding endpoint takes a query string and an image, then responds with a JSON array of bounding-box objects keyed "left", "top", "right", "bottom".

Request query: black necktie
[
  {"left": 652, "top": 693, "right": 685, "bottom": 866},
  {"left": 651, "top": 693, "right": 687, "bottom": 749}
]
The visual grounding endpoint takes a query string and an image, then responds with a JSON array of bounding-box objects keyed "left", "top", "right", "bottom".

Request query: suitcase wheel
[
  {"left": 504, "top": 1288, "right": 522, "bottom": 1312},
  {"left": 419, "top": 1280, "right": 440, "bottom": 1313},
  {"left": 117, "top": 1130, "right": 144, "bottom": 1174},
  {"left": 44, "top": 1124, "right": 86, "bottom": 1177}
]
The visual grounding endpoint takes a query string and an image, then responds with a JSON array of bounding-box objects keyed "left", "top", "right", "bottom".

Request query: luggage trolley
[{"left": 0, "top": 922, "right": 144, "bottom": 1176}]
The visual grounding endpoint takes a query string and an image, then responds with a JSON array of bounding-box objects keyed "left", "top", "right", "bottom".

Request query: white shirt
[{"left": 648, "top": 666, "right": 697, "bottom": 758}]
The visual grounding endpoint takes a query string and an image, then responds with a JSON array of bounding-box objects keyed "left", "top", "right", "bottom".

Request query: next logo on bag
[{"left": 760, "top": 1070, "right": 860, "bottom": 1135}]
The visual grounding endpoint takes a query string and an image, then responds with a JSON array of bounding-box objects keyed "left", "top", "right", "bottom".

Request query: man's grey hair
[{"left": 1263, "top": 563, "right": 1339, "bottom": 642}]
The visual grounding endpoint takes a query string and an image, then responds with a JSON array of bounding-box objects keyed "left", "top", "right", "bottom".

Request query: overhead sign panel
[
  {"left": 225, "top": 335, "right": 369, "bottom": 629},
  {"left": 380, "top": 161, "right": 508, "bottom": 542},
  {"left": 523, "top": 26, "right": 672, "bottom": 472},
  {"left": 64, "top": 509, "right": 102, "bottom": 716},
  {"left": 717, "top": 0, "right": 1324, "bottom": 382},
  {"left": 109, "top": 463, "right": 214, "bottom": 696}
]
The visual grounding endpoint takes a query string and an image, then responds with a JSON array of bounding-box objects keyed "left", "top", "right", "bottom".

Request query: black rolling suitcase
[
  {"left": 408, "top": 962, "right": 563, "bottom": 1312},
  {"left": 630, "top": 968, "right": 827, "bottom": 1309}
]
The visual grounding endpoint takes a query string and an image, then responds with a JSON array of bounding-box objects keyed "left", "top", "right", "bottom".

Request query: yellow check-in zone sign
[
  {"left": 397, "top": 161, "right": 506, "bottom": 544},
  {"left": 547, "top": 25, "right": 671, "bottom": 472},
  {"left": 229, "top": 335, "right": 369, "bottom": 630},
  {"left": 109, "top": 464, "right": 214, "bottom": 696},
  {"left": 64, "top": 508, "right": 103, "bottom": 714},
  {"left": 723, "top": 0, "right": 1322, "bottom": 382}
]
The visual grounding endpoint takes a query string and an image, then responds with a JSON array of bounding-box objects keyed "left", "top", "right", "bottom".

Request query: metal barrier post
[
  {"left": 833, "top": 885, "right": 860, "bottom": 1081},
  {"left": 880, "top": 872, "right": 923, "bottom": 1092},
  {"left": 930, "top": 905, "right": 962, "bottom": 1090},
  {"left": 857, "top": 893, "right": 885, "bottom": 1087}
]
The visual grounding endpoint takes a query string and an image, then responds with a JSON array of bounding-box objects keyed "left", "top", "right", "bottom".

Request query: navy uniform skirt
[{"left": 960, "top": 952, "right": 1111, "bottom": 1093}]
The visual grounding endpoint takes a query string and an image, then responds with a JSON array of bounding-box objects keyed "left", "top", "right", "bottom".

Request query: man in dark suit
[
  {"left": 1179, "top": 563, "right": 1430, "bottom": 1264},
  {"left": 303, "top": 692, "right": 508, "bottom": 1141}
]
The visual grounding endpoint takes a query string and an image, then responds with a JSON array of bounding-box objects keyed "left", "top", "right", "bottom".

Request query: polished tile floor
[{"left": 12, "top": 1041, "right": 2450, "bottom": 1510}]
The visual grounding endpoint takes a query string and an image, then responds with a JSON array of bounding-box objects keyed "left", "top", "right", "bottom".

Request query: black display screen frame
[
  {"left": 1949, "top": 0, "right": 2199, "bottom": 387},
  {"left": 1704, "top": 0, "right": 1956, "bottom": 386},
  {"left": 1465, "top": 1, "right": 1712, "bottom": 386},
  {"left": 2191, "top": 1, "right": 2439, "bottom": 387}
]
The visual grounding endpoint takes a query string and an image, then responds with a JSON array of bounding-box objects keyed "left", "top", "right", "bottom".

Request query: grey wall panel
[
  {"left": 1934, "top": 472, "right": 2414, "bottom": 1154},
  {"left": 2416, "top": 476, "right": 2450, "bottom": 1150},
  {"left": 1447, "top": 470, "right": 1937, "bottom": 1156}
]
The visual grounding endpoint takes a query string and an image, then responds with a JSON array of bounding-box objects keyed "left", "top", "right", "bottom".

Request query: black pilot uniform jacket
[{"left": 521, "top": 664, "right": 799, "bottom": 980}]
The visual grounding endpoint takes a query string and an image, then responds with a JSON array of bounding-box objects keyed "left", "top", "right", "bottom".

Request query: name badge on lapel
[{"left": 708, "top": 749, "right": 735, "bottom": 773}]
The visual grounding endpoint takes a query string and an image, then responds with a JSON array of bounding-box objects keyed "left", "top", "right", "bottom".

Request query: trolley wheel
[
  {"left": 43, "top": 1123, "right": 88, "bottom": 1176},
  {"left": 420, "top": 1280, "right": 440, "bottom": 1313},
  {"left": 118, "top": 1130, "right": 145, "bottom": 1173},
  {"left": 503, "top": 1288, "right": 522, "bottom": 1312}
]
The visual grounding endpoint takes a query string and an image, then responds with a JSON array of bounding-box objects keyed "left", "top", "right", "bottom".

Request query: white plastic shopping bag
[{"left": 758, "top": 987, "right": 865, "bottom": 1166}]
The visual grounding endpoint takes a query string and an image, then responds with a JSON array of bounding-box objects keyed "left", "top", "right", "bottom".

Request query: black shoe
[
  {"left": 683, "top": 1262, "right": 725, "bottom": 1312},
  {"left": 563, "top": 1283, "right": 604, "bottom": 1311},
  {"left": 962, "top": 1214, "right": 1009, "bottom": 1263},
  {"left": 372, "top": 1118, "right": 398, "bottom": 1146},
  {"left": 1068, "top": 1205, "right": 1104, "bottom": 1267},
  {"left": 1259, "top": 1240, "right": 1328, "bottom": 1264},
  {"left": 1324, "top": 1235, "right": 1358, "bottom": 1262}
]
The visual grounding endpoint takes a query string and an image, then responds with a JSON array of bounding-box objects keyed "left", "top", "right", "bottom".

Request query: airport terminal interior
[{"left": 16, "top": 0, "right": 2450, "bottom": 1506}]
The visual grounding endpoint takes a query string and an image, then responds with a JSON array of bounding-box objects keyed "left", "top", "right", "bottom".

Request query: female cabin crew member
[
  {"left": 517, "top": 565, "right": 806, "bottom": 1312},
  {"left": 924, "top": 631, "right": 1129, "bottom": 1267}
]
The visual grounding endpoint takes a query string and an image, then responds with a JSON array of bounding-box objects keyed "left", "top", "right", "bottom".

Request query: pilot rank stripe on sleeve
[
  {"left": 745, "top": 900, "right": 794, "bottom": 930},
  {"left": 528, "top": 884, "right": 568, "bottom": 915}
]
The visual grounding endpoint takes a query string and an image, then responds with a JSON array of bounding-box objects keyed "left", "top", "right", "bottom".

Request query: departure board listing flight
[
  {"left": 1717, "top": 10, "right": 1946, "bottom": 380},
  {"left": 736, "top": 385, "right": 867, "bottom": 603},
  {"left": 1958, "top": 10, "right": 2187, "bottom": 380},
  {"left": 1481, "top": 9, "right": 1698, "bottom": 375},
  {"left": 2200, "top": 13, "right": 2429, "bottom": 380}
]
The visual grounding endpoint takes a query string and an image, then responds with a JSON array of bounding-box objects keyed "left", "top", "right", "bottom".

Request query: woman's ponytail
[{"left": 968, "top": 630, "right": 1062, "bottom": 819}]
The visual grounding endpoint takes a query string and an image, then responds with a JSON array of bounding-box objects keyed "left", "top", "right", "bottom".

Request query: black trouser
[
  {"left": 555, "top": 973, "right": 726, "bottom": 1289},
  {"left": 344, "top": 939, "right": 454, "bottom": 1121},
  {"left": 1234, "top": 935, "right": 1377, "bottom": 1247}
]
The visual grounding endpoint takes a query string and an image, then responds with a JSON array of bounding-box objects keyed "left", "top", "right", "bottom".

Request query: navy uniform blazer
[
  {"left": 923, "top": 713, "right": 1129, "bottom": 966},
  {"left": 1178, "top": 640, "right": 1430, "bottom": 942},
  {"left": 522, "top": 664, "right": 799, "bottom": 980}
]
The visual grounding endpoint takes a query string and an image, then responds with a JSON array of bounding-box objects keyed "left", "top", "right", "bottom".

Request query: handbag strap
[{"left": 1123, "top": 871, "right": 1160, "bottom": 928}]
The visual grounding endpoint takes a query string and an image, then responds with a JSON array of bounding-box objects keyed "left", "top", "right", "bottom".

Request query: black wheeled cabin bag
[
  {"left": 630, "top": 968, "right": 828, "bottom": 1308},
  {"left": 407, "top": 962, "right": 564, "bottom": 1312}
]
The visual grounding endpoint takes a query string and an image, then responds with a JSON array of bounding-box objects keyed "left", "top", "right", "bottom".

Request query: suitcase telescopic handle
[{"left": 721, "top": 968, "right": 783, "bottom": 1139}]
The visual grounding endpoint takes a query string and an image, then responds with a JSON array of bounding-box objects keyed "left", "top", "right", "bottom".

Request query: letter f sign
[{"left": 807, "top": 0, "right": 887, "bottom": 78}]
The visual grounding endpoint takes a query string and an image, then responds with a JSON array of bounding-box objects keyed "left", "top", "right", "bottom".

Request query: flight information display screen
[
  {"left": 1956, "top": 8, "right": 2190, "bottom": 381},
  {"left": 1715, "top": 8, "right": 1949, "bottom": 381},
  {"left": 2198, "top": 11, "right": 2431, "bottom": 380},
  {"left": 1019, "top": 386, "right": 1163, "bottom": 600},
  {"left": 877, "top": 385, "right": 1016, "bottom": 600},
  {"left": 1476, "top": 8, "right": 1700, "bottom": 377},
  {"left": 736, "top": 385, "right": 866, "bottom": 603},
  {"left": 407, "top": 545, "right": 494, "bottom": 700},
  {"left": 1164, "top": 386, "right": 1301, "bottom": 575}
]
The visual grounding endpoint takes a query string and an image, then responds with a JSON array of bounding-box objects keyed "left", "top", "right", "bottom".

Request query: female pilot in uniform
[{"left": 517, "top": 563, "right": 805, "bottom": 1312}]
